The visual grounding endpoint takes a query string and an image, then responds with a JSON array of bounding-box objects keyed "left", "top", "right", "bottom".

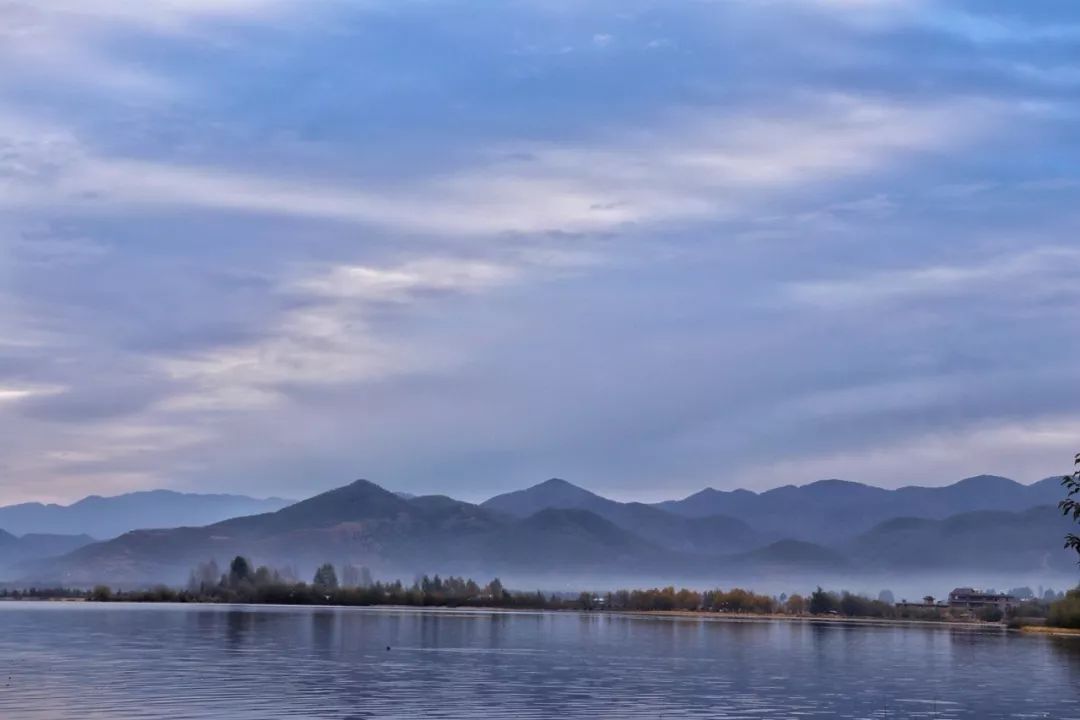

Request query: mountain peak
[
  {"left": 951, "top": 474, "right": 1020, "bottom": 487},
  {"left": 481, "top": 478, "right": 607, "bottom": 517}
]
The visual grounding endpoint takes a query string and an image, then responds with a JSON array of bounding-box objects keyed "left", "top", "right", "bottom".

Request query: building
[
  {"left": 895, "top": 595, "right": 947, "bottom": 610},
  {"left": 947, "top": 588, "right": 1017, "bottom": 612}
]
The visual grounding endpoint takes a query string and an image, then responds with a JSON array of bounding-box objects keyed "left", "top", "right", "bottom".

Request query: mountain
[
  {"left": 483, "top": 479, "right": 762, "bottom": 553},
  {"left": 846, "top": 505, "right": 1079, "bottom": 573},
  {"left": 0, "top": 490, "right": 294, "bottom": 539},
  {"left": 0, "top": 532, "right": 95, "bottom": 576},
  {"left": 25, "top": 480, "right": 678, "bottom": 584},
  {"left": 656, "top": 475, "right": 1065, "bottom": 542},
  {"left": 483, "top": 478, "right": 610, "bottom": 516},
  {"left": 21, "top": 476, "right": 1080, "bottom": 587}
]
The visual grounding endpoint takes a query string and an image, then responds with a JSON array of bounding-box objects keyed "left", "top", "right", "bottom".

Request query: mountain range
[
  {"left": 653, "top": 475, "right": 1066, "bottom": 541},
  {"left": 12, "top": 474, "right": 1078, "bottom": 588},
  {"left": 0, "top": 490, "right": 294, "bottom": 539},
  {"left": 0, "top": 530, "right": 96, "bottom": 578}
]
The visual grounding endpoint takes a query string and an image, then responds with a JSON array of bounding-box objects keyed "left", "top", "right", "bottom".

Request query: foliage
[
  {"left": 976, "top": 606, "right": 1004, "bottom": 623},
  {"left": 312, "top": 563, "right": 339, "bottom": 590},
  {"left": 785, "top": 594, "right": 806, "bottom": 615},
  {"left": 1047, "top": 588, "right": 1080, "bottom": 629},
  {"left": 809, "top": 587, "right": 838, "bottom": 615},
  {"left": 1062, "top": 453, "right": 1080, "bottom": 559},
  {"left": 0, "top": 587, "right": 88, "bottom": 600},
  {"left": 229, "top": 556, "right": 253, "bottom": 586}
]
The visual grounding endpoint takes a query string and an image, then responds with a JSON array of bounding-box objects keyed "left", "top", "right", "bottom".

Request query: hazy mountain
[
  {"left": 846, "top": 505, "right": 1078, "bottom": 573},
  {"left": 0, "top": 532, "right": 95, "bottom": 576},
  {"left": 26, "top": 480, "right": 676, "bottom": 584},
  {"left": 483, "top": 478, "right": 611, "bottom": 516},
  {"left": 0, "top": 490, "right": 295, "bottom": 539},
  {"left": 20, "top": 476, "right": 1080, "bottom": 587},
  {"left": 655, "top": 475, "right": 1065, "bottom": 541},
  {"left": 737, "top": 539, "right": 849, "bottom": 571},
  {"left": 483, "top": 478, "right": 762, "bottom": 553}
]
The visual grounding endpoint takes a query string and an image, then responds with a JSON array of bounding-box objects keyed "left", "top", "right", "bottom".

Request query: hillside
[
  {"left": 0, "top": 532, "right": 95, "bottom": 577},
  {"left": 847, "top": 505, "right": 1078, "bottom": 573},
  {"left": 483, "top": 479, "right": 762, "bottom": 553}
]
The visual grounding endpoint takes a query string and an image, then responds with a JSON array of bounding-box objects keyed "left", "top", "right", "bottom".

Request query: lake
[{"left": 0, "top": 603, "right": 1078, "bottom": 719}]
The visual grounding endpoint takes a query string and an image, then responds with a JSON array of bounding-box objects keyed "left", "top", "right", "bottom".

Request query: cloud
[
  {"left": 743, "top": 414, "right": 1080, "bottom": 489},
  {"left": 3, "top": 0, "right": 1080, "bottom": 504},
  {"left": 0, "top": 94, "right": 996, "bottom": 237},
  {"left": 787, "top": 246, "right": 1080, "bottom": 308},
  {"left": 0, "top": 0, "right": 290, "bottom": 97}
]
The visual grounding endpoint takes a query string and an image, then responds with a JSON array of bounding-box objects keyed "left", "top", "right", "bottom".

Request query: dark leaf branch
[{"left": 1061, "top": 454, "right": 1080, "bottom": 554}]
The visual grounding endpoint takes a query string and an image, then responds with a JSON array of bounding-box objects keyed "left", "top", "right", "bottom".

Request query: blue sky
[{"left": 2, "top": 0, "right": 1079, "bottom": 504}]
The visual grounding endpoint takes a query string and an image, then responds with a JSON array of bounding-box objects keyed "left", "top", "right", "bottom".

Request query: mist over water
[
  {"left": 1, "top": 603, "right": 1078, "bottom": 719},
  {"left": 490, "top": 572, "right": 1080, "bottom": 604}
]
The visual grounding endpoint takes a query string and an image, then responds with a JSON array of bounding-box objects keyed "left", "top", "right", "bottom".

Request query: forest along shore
[{"left": 6, "top": 557, "right": 1078, "bottom": 631}]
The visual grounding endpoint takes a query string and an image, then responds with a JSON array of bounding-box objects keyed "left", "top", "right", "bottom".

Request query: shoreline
[
  {"left": 1020, "top": 624, "right": 1080, "bottom": 637},
  {"left": 0, "top": 598, "right": 1010, "bottom": 631},
  {"left": 619, "top": 609, "right": 997, "bottom": 630}
]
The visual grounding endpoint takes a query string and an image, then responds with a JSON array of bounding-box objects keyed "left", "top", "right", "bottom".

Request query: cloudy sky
[{"left": 2, "top": 0, "right": 1079, "bottom": 504}]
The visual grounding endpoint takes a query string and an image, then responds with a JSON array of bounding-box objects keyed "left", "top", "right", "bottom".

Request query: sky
[{"left": 2, "top": 0, "right": 1080, "bottom": 505}]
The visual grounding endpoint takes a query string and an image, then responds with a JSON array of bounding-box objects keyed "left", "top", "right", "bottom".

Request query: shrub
[{"left": 1047, "top": 588, "right": 1080, "bottom": 629}]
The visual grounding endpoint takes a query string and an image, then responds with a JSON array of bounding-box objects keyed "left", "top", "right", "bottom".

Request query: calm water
[{"left": 1, "top": 603, "right": 1079, "bottom": 719}]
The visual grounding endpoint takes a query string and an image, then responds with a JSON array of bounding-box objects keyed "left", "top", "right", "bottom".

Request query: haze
[{"left": 3, "top": 0, "right": 1080, "bottom": 505}]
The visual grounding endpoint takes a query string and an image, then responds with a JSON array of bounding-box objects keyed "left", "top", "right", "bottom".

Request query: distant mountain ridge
[
  {"left": 0, "top": 531, "right": 95, "bottom": 577},
  {"left": 652, "top": 474, "right": 1064, "bottom": 542},
  {"left": 29, "top": 480, "right": 679, "bottom": 584},
  {"left": 0, "top": 490, "right": 294, "bottom": 539},
  {"left": 482, "top": 478, "right": 762, "bottom": 553},
  {"left": 20, "top": 474, "right": 1080, "bottom": 587}
]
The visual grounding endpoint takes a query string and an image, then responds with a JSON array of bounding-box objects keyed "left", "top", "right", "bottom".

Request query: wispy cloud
[
  {"left": 0, "top": 94, "right": 996, "bottom": 236},
  {"left": 2, "top": 0, "right": 1080, "bottom": 503},
  {"left": 787, "top": 246, "right": 1080, "bottom": 308}
]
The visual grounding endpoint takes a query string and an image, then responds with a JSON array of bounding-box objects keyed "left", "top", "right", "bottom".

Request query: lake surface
[{"left": 1, "top": 603, "right": 1078, "bottom": 719}]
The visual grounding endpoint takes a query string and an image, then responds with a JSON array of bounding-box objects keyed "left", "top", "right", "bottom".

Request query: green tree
[
  {"left": 1062, "top": 453, "right": 1080, "bottom": 559},
  {"left": 313, "top": 563, "right": 339, "bottom": 590}
]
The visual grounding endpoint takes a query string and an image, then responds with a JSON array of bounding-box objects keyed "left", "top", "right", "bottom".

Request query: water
[{"left": 0, "top": 603, "right": 1078, "bottom": 719}]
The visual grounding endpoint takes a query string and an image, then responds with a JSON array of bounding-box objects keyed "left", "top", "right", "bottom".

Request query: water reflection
[{"left": 0, "top": 603, "right": 1077, "bottom": 719}]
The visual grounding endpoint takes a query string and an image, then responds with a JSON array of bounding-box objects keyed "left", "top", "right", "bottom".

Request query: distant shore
[
  {"left": 620, "top": 609, "right": 998, "bottom": 630},
  {"left": 1020, "top": 624, "right": 1080, "bottom": 637}
]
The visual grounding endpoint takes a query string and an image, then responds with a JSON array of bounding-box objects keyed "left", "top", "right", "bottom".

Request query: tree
[
  {"left": 786, "top": 594, "right": 806, "bottom": 615},
  {"left": 877, "top": 589, "right": 895, "bottom": 604},
  {"left": 313, "top": 563, "right": 339, "bottom": 590},
  {"left": 1048, "top": 588, "right": 1080, "bottom": 629},
  {"left": 809, "top": 587, "right": 837, "bottom": 615},
  {"left": 1061, "top": 453, "right": 1080, "bottom": 559},
  {"left": 229, "top": 556, "right": 252, "bottom": 586}
]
